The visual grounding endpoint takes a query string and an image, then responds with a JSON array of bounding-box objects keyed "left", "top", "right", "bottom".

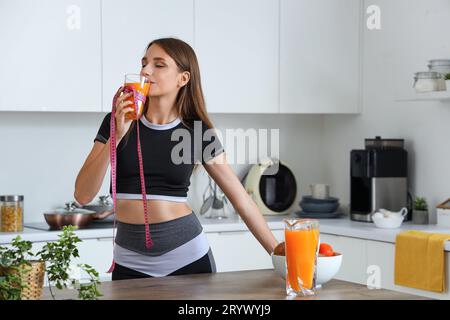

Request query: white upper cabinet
[
  {"left": 0, "top": 0, "right": 362, "bottom": 114},
  {"left": 101, "top": 0, "right": 194, "bottom": 112},
  {"left": 194, "top": 0, "right": 279, "bottom": 113},
  {"left": 0, "top": 0, "right": 102, "bottom": 111},
  {"left": 280, "top": 0, "right": 361, "bottom": 113}
]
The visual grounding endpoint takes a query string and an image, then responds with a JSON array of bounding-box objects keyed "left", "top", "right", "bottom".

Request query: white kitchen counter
[
  {"left": 317, "top": 217, "right": 450, "bottom": 251},
  {"left": 1, "top": 213, "right": 450, "bottom": 251},
  {"left": 202, "top": 214, "right": 450, "bottom": 251}
]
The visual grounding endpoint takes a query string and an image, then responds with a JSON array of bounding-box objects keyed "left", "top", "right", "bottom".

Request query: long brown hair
[
  {"left": 122, "top": 37, "right": 216, "bottom": 170},
  {"left": 144, "top": 37, "right": 213, "bottom": 129}
]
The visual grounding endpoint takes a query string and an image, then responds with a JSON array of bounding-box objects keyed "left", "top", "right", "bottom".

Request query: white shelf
[{"left": 396, "top": 90, "right": 450, "bottom": 102}]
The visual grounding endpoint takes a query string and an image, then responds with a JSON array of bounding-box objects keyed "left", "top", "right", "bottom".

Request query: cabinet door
[
  {"left": 0, "top": 0, "right": 101, "bottom": 111},
  {"left": 366, "top": 240, "right": 450, "bottom": 300},
  {"left": 272, "top": 229, "right": 285, "bottom": 243},
  {"left": 280, "top": 0, "right": 360, "bottom": 113},
  {"left": 74, "top": 238, "right": 113, "bottom": 282},
  {"left": 195, "top": 0, "right": 279, "bottom": 113},
  {"left": 320, "top": 234, "right": 367, "bottom": 284},
  {"left": 206, "top": 231, "right": 274, "bottom": 272},
  {"left": 32, "top": 238, "right": 113, "bottom": 283},
  {"left": 102, "top": 0, "right": 194, "bottom": 112}
]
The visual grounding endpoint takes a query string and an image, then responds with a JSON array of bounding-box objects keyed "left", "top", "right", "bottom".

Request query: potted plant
[
  {"left": 0, "top": 267, "right": 25, "bottom": 300},
  {"left": 0, "top": 237, "right": 43, "bottom": 300},
  {"left": 445, "top": 73, "right": 450, "bottom": 92},
  {"left": 413, "top": 196, "right": 429, "bottom": 224},
  {"left": 0, "top": 226, "right": 102, "bottom": 300},
  {"left": 37, "top": 225, "right": 102, "bottom": 300}
]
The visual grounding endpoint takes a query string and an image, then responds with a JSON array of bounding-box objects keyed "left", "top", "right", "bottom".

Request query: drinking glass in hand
[{"left": 123, "top": 74, "right": 151, "bottom": 120}]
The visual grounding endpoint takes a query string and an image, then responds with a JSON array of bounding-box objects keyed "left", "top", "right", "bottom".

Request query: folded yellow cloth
[{"left": 395, "top": 230, "right": 450, "bottom": 293}]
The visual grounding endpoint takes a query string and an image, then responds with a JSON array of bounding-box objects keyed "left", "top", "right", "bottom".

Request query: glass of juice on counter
[
  {"left": 123, "top": 74, "right": 151, "bottom": 120},
  {"left": 284, "top": 218, "right": 320, "bottom": 297}
]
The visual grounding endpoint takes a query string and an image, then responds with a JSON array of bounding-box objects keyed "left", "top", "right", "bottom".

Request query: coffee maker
[{"left": 350, "top": 136, "right": 410, "bottom": 222}]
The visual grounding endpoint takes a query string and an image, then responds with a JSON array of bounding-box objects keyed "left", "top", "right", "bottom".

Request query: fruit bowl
[{"left": 271, "top": 252, "right": 343, "bottom": 287}]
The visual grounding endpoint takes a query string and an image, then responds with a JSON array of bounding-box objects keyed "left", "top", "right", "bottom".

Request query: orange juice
[
  {"left": 123, "top": 82, "right": 151, "bottom": 120},
  {"left": 284, "top": 219, "right": 319, "bottom": 296}
]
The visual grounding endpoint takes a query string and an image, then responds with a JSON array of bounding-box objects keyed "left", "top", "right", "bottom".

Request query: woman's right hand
[{"left": 113, "top": 86, "right": 135, "bottom": 141}]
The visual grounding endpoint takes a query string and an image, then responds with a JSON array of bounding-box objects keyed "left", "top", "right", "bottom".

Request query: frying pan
[{"left": 43, "top": 202, "right": 96, "bottom": 230}]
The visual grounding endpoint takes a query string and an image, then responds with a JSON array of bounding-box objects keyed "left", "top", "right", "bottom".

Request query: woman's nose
[{"left": 141, "top": 66, "right": 154, "bottom": 77}]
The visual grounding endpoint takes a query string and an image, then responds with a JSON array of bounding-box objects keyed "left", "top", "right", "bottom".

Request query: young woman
[{"left": 74, "top": 38, "right": 281, "bottom": 281}]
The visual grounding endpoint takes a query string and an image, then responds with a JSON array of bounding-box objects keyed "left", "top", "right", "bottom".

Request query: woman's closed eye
[{"left": 142, "top": 64, "right": 164, "bottom": 68}]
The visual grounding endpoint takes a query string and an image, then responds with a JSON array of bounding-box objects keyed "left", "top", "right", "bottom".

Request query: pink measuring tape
[{"left": 107, "top": 86, "right": 153, "bottom": 274}]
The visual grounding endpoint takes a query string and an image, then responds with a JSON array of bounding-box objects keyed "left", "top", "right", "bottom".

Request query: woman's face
[{"left": 140, "top": 44, "right": 189, "bottom": 97}]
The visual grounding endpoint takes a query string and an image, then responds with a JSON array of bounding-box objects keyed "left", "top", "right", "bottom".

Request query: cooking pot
[
  {"left": 43, "top": 202, "right": 96, "bottom": 230},
  {"left": 81, "top": 195, "right": 115, "bottom": 223}
]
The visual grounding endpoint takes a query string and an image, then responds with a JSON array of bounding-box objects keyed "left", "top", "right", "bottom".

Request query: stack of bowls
[{"left": 296, "top": 196, "right": 341, "bottom": 218}]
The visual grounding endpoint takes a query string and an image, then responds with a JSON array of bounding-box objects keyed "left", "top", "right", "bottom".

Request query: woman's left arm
[{"left": 203, "top": 152, "right": 280, "bottom": 255}]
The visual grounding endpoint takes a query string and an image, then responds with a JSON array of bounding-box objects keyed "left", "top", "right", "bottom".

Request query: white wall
[
  {"left": 322, "top": 0, "right": 450, "bottom": 223},
  {"left": 0, "top": 112, "right": 324, "bottom": 223}
]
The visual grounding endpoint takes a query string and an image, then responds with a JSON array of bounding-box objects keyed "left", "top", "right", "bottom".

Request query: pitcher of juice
[
  {"left": 284, "top": 218, "right": 320, "bottom": 297},
  {"left": 123, "top": 74, "right": 151, "bottom": 120}
]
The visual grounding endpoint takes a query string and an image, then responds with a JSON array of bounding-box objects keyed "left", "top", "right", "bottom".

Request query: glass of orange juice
[
  {"left": 123, "top": 74, "right": 151, "bottom": 120},
  {"left": 284, "top": 218, "right": 320, "bottom": 297}
]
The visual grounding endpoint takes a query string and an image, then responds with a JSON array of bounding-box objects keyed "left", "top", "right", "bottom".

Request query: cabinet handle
[
  {"left": 218, "top": 231, "right": 246, "bottom": 235},
  {"left": 96, "top": 238, "right": 113, "bottom": 241}
]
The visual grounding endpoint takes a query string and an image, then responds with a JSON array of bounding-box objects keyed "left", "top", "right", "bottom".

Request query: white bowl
[
  {"left": 271, "top": 253, "right": 343, "bottom": 286},
  {"left": 372, "top": 215, "right": 404, "bottom": 229}
]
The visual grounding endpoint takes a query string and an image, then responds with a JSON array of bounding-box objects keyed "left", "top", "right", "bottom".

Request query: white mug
[{"left": 310, "top": 184, "right": 330, "bottom": 199}]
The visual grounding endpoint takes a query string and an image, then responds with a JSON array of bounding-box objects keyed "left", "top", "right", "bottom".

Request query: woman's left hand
[
  {"left": 272, "top": 242, "right": 285, "bottom": 256},
  {"left": 93, "top": 210, "right": 114, "bottom": 220}
]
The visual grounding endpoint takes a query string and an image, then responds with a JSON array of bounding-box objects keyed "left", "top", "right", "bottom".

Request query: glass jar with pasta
[{"left": 0, "top": 195, "right": 24, "bottom": 232}]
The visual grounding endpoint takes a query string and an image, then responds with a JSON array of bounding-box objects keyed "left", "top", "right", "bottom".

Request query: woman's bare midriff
[{"left": 116, "top": 199, "right": 193, "bottom": 224}]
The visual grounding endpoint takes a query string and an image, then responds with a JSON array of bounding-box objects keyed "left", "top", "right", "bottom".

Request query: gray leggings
[{"left": 115, "top": 211, "right": 204, "bottom": 256}]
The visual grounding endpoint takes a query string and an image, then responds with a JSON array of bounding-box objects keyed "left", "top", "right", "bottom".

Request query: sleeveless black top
[{"left": 94, "top": 113, "right": 224, "bottom": 201}]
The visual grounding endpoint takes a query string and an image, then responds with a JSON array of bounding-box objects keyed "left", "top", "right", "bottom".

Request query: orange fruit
[{"left": 319, "top": 243, "right": 334, "bottom": 256}]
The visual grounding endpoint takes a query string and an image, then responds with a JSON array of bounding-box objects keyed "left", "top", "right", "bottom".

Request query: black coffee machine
[{"left": 350, "top": 136, "right": 410, "bottom": 222}]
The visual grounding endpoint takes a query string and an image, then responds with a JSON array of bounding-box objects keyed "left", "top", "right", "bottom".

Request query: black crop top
[{"left": 94, "top": 113, "right": 224, "bottom": 201}]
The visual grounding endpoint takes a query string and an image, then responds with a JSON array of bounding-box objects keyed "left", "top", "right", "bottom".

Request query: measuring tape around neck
[{"left": 107, "top": 86, "right": 153, "bottom": 274}]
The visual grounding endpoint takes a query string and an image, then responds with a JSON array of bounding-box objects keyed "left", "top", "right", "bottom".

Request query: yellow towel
[{"left": 394, "top": 230, "right": 450, "bottom": 293}]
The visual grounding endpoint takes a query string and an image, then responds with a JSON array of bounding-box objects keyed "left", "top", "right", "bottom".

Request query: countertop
[
  {"left": 41, "top": 269, "right": 428, "bottom": 300},
  {"left": 2, "top": 213, "right": 450, "bottom": 251}
]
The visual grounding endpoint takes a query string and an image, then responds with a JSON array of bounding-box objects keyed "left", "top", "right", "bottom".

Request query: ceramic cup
[{"left": 310, "top": 184, "right": 330, "bottom": 199}]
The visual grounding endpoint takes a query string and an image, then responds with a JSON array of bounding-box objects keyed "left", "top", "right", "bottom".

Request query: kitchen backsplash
[{"left": 0, "top": 112, "right": 324, "bottom": 223}]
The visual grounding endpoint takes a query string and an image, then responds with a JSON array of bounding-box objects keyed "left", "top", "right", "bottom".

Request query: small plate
[
  {"left": 301, "top": 196, "right": 340, "bottom": 204},
  {"left": 294, "top": 210, "right": 344, "bottom": 219}
]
